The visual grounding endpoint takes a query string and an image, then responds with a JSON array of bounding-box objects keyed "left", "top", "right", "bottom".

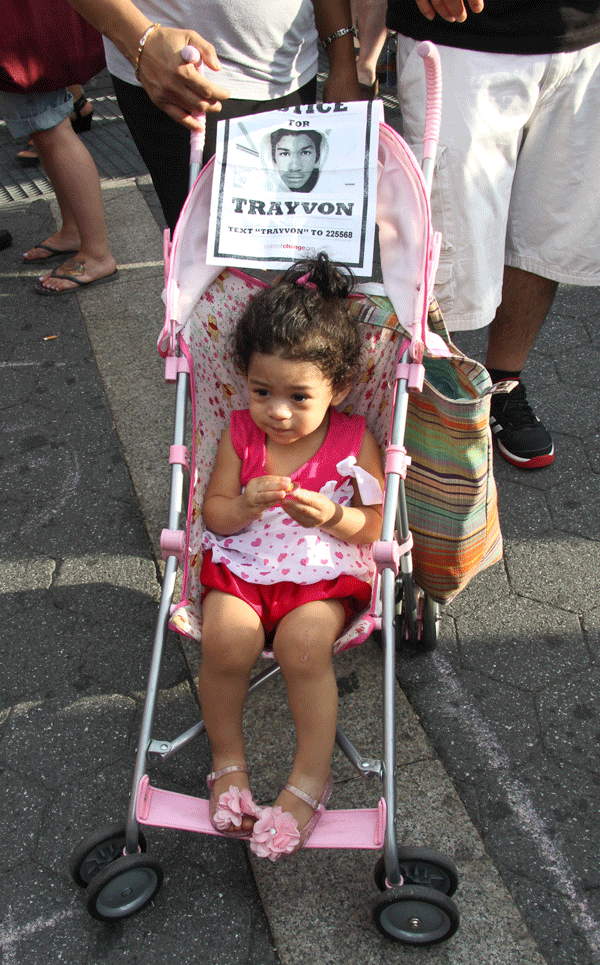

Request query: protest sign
[{"left": 206, "top": 100, "right": 382, "bottom": 274}]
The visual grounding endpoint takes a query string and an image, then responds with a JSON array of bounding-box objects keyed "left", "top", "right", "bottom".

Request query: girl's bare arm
[{"left": 202, "top": 428, "right": 291, "bottom": 535}]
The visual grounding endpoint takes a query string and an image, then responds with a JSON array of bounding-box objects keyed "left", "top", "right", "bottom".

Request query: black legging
[{"left": 112, "top": 75, "right": 318, "bottom": 233}]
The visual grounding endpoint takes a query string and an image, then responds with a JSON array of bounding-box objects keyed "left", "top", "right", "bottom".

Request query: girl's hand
[
  {"left": 202, "top": 427, "right": 290, "bottom": 533},
  {"left": 242, "top": 475, "right": 292, "bottom": 516},
  {"left": 281, "top": 488, "right": 338, "bottom": 529}
]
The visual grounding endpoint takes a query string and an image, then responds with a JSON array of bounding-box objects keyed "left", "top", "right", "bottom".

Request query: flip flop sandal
[
  {"left": 70, "top": 94, "right": 94, "bottom": 133},
  {"left": 17, "top": 140, "right": 39, "bottom": 167},
  {"left": 23, "top": 243, "right": 79, "bottom": 264},
  {"left": 36, "top": 266, "right": 119, "bottom": 296}
]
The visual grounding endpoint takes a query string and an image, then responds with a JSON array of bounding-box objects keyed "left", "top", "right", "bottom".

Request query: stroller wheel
[
  {"left": 396, "top": 589, "right": 439, "bottom": 656},
  {"left": 373, "top": 846, "right": 459, "bottom": 895},
  {"left": 69, "top": 822, "right": 147, "bottom": 888},
  {"left": 372, "top": 885, "right": 459, "bottom": 945},
  {"left": 85, "top": 853, "right": 163, "bottom": 921},
  {"left": 419, "top": 594, "right": 439, "bottom": 653}
]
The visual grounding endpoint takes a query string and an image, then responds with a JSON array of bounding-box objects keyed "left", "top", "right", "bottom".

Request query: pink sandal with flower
[
  {"left": 250, "top": 777, "right": 333, "bottom": 861},
  {"left": 207, "top": 765, "right": 262, "bottom": 838}
]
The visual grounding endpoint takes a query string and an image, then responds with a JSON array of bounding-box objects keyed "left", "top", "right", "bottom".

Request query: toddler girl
[{"left": 198, "top": 254, "right": 385, "bottom": 860}]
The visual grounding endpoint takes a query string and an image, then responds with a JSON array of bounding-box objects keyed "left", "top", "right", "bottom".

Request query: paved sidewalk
[
  {"left": 0, "top": 186, "right": 545, "bottom": 965},
  {"left": 2, "top": 68, "right": 597, "bottom": 965},
  {"left": 0, "top": 191, "right": 278, "bottom": 964}
]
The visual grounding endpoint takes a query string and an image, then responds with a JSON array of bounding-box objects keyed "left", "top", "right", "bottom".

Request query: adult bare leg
[
  {"left": 29, "top": 118, "right": 116, "bottom": 291},
  {"left": 485, "top": 265, "right": 558, "bottom": 372},
  {"left": 23, "top": 121, "right": 81, "bottom": 260},
  {"left": 486, "top": 265, "right": 558, "bottom": 469}
]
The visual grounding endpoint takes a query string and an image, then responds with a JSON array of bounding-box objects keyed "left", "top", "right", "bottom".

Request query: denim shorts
[{"left": 0, "top": 88, "right": 73, "bottom": 139}]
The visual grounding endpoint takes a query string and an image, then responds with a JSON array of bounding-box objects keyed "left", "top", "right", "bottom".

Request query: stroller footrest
[
  {"left": 135, "top": 776, "right": 386, "bottom": 849},
  {"left": 307, "top": 799, "right": 386, "bottom": 849}
]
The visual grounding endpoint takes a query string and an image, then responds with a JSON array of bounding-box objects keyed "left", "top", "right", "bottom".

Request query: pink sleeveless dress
[{"left": 202, "top": 408, "right": 376, "bottom": 585}]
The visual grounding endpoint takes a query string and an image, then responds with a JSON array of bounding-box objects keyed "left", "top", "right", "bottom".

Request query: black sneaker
[{"left": 489, "top": 382, "right": 554, "bottom": 469}]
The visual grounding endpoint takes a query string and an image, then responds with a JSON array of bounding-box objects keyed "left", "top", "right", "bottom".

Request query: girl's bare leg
[
  {"left": 272, "top": 600, "right": 345, "bottom": 830},
  {"left": 199, "top": 590, "right": 265, "bottom": 831}
]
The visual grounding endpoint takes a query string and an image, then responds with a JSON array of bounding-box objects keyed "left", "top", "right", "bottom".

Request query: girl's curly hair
[{"left": 233, "top": 253, "right": 361, "bottom": 388}]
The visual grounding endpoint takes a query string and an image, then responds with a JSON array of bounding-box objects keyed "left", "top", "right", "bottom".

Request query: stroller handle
[
  {"left": 181, "top": 45, "right": 206, "bottom": 181},
  {"left": 416, "top": 41, "right": 442, "bottom": 195}
]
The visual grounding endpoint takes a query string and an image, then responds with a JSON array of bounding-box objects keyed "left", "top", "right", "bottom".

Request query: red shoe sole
[{"left": 497, "top": 440, "right": 555, "bottom": 470}]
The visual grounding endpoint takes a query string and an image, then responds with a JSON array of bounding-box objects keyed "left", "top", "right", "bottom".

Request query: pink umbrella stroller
[{"left": 69, "top": 44, "right": 479, "bottom": 944}]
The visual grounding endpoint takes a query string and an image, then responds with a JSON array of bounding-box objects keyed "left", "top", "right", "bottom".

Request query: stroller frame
[{"left": 70, "top": 43, "right": 461, "bottom": 945}]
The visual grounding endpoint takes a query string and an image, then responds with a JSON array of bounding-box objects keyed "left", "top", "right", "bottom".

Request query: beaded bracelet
[
  {"left": 322, "top": 26, "right": 356, "bottom": 49},
  {"left": 135, "top": 22, "right": 159, "bottom": 79}
]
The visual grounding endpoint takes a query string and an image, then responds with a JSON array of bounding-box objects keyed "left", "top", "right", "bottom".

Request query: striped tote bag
[{"left": 403, "top": 300, "right": 504, "bottom": 604}]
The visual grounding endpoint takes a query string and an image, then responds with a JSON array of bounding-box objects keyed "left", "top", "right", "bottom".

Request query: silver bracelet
[
  {"left": 135, "top": 23, "right": 160, "bottom": 79},
  {"left": 322, "top": 26, "right": 356, "bottom": 49}
]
